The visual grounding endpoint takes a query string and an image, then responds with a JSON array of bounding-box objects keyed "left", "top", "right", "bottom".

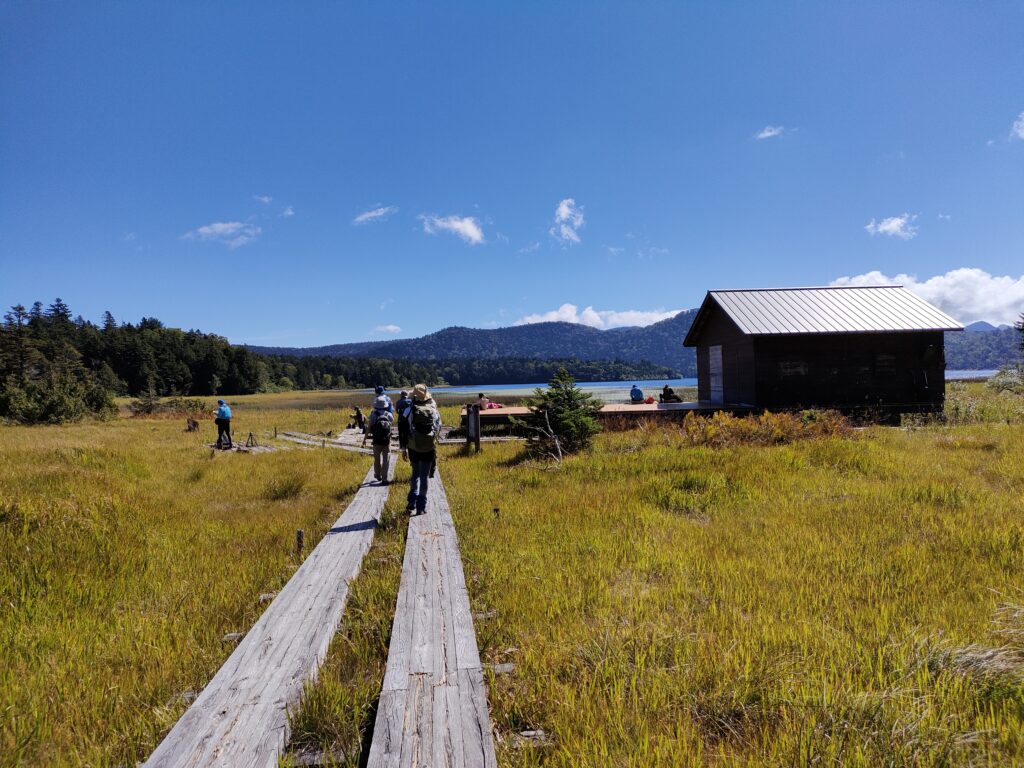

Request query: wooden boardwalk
[
  {"left": 367, "top": 472, "right": 497, "bottom": 768},
  {"left": 144, "top": 461, "right": 394, "bottom": 768}
]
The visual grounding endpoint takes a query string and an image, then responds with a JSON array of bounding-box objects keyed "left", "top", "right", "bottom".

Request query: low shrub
[{"left": 680, "top": 409, "right": 851, "bottom": 447}]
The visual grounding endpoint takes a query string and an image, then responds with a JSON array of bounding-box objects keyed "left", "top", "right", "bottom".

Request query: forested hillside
[
  {"left": 250, "top": 309, "right": 703, "bottom": 374},
  {"left": 251, "top": 308, "right": 1024, "bottom": 375},
  {"left": 945, "top": 325, "right": 1021, "bottom": 369},
  {"left": 0, "top": 300, "right": 676, "bottom": 423}
]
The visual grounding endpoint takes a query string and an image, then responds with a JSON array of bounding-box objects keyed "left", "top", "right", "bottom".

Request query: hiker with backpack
[
  {"left": 373, "top": 385, "right": 394, "bottom": 413},
  {"left": 367, "top": 395, "right": 394, "bottom": 484},
  {"left": 399, "top": 383, "right": 441, "bottom": 515},
  {"left": 214, "top": 399, "right": 232, "bottom": 449}
]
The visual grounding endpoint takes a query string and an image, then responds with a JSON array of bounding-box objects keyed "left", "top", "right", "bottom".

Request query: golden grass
[
  {"left": 0, "top": 406, "right": 369, "bottom": 766},
  {"left": 436, "top": 412, "right": 1024, "bottom": 764},
  {"left": 6, "top": 384, "right": 1024, "bottom": 766}
]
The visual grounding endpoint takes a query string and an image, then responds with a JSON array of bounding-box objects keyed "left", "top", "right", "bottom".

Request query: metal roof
[{"left": 683, "top": 286, "right": 963, "bottom": 345}]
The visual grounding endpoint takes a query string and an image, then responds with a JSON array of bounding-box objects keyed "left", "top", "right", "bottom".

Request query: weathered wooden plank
[
  {"left": 458, "top": 668, "right": 498, "bottom": 768},
  {"left": 432, "top": 477, "right": 482, "bottom": 672},
  {"left": 368, "top": 469, "right": 496, "bottom": 768},
  {"left": 144, "top": 460, "right": 393, "bottom": 768},
  {"left": 364, "top": 689, "right": 406, "bottom": 768}
]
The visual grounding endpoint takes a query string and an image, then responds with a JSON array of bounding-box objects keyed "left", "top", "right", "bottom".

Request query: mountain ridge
[
  {"left": 248, "top": 309, "right": 1020, "bottom": 375},
  {"left": 247, "top": 310, "right": 702, "bottom": 375}
]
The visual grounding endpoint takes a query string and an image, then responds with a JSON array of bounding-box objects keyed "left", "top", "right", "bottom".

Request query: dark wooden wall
[
  {"left": 752, "top": 331, "right": 945, "bottom": 411},
  {"left": 694, "top": 308, "right": 756, "bottom": 405}
]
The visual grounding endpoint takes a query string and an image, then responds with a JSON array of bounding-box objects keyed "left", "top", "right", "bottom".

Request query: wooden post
[
  {"left": 296, "top": 529, "right": 304, "bottom": 559},
  {"left": 466, "top": 404, "right": 482, "bottom": 452}
]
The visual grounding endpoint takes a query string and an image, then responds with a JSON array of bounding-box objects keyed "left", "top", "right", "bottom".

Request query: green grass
[
  {"left": 0, "top": 406, "right": 369, "bottom": 766},
  {"left": 6, "top": 384, "right": 1024, "bottom": 766},
  {"left": 433, "top": 396, "right": 1024, "bottom": 765}
]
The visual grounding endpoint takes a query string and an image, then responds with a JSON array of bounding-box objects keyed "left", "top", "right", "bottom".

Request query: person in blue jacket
[
  {"left": 214, "top": 399, "right": 232, "bottom": 448},
  {"left": 374, "top": 385, "right": 394, "bottom": 413},
  {"left": 629, "top": 384, "right": 644, "bottom": 404}
]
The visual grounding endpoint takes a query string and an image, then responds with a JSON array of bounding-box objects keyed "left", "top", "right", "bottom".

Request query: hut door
[{"left": 709, "top": 345, "right": 724, "bottom": 405}]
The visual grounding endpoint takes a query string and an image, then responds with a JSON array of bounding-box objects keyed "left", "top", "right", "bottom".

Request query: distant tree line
[
  {"left": 944, "top": 326, "right": 1022, "bottom": 369},
  {"left": 0, "top": 299, "right": 678, "bottom": 424}
]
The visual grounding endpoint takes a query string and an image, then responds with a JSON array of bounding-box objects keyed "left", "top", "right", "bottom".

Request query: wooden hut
[{"left": 682, "top": 286, "right": 963, "bottom": 413}]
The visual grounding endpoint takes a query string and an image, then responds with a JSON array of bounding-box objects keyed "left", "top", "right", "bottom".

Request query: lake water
[
  {"left": 415, "top": 370, "right": 997, "bottom": 401},
  {"left": 427, "top": 378, "right": 697, "bottom": 401}
]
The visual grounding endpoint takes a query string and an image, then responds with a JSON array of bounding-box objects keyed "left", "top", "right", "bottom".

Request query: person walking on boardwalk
[
  {"left": 367, "top": 395, "right": 394, "bottom": 484},
  {"left": 373, "top": 384, "right": 394, "bottom": 414},
  {"left": 214, "top": 399, "right": 232, "bottom": 449},
  {"left": 399, "top": 383, "right": 441, "bottom": 515}
]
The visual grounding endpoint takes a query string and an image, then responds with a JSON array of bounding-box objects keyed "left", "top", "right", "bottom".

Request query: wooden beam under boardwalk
[
  {"left": 367, "top": 472, "right": 498, "bottom": 768},
  {"left": 144, "top": 461, "right": 395, "bottom": 768}
]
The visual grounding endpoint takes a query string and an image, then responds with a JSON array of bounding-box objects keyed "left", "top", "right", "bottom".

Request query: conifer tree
[{"left": 518, "top": 367, "right": 602, "bottom": 459}]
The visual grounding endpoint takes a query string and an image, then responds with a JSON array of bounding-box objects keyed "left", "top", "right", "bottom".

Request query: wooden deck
[
  {"left": 144, "top": 461, "right": 394, "bottom": 768},
  {"left": 367, "top": 472, "right": 497, "bottom": 768},
  {"left": 461, "top": 401, "right": 754, "bottom": 425}
]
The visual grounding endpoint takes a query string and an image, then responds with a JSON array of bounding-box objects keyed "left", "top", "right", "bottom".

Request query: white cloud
[
  {"left": 830, "top": 267, "right": 1024, "bottom": 325},
  {"left": 514, "top": 303, "right": 682, "bottom": 330},
  {"left": 374, "top": 324, "right": 402, "bottom": 334},
  {"left": 254, "top": 195, "right": 273, "bottom": 204},
  {"left": 353, "top": 205, "right": 398, "bottom": 225},
  {"left": 182, "top": 221, "right": 261, "bottom": 249},
  {"left": 419, "top": 214, "right": 485, "bottom": 245},
  {"left": 865, "top": 212, "right": 918, "bottom": 240},
  {"left": 379, "top": 298, "right": 394, "bottom": 311},
  {"left": 1011, "top": 111, "right": 1024, "bottom": 140},
  {"left": 755, "top": 125, "right": 786, "bottom": 140},
  {"left": 281, "top": 206, "right": 295, "bottom": 217},
  {"left": 519, "top": 241, "right": 540, "bottom": 254},
  {"left": 120, "top": 232, "right": 136, "bottom": 242},
  {"left": 937, "top": 213, "right": 951, "bottom": 221},
  {"left": 549, "top": 198, "right": 584, "bottom": 245}
]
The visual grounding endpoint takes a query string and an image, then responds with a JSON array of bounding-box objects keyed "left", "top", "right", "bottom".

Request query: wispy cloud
[
  {"left": 374, "top": 324, "right": 402, "bottom": 334},
  {"left": 182, "top": 221, "right": 261, "bottom": 249},
  {"left": 254, "top": 194, "right": 273, "bottom": 204},
  {"left": 419, "top": 214, "right": 484, "bottom": 245},
  {"left": 120, "top": 232, "right": 136, "bottom": 242},
  {"left": 937, "top": 213, "right": 951, "bottom": 221},
  {"left": 514, "top": 303, "right": 681, "bottom": 330},
  {"left": 519, "top": 241, "right": 541, "bottom": 254},
  {"left": 831, "top": 267, "right": 1024, "bottom": 325},
  {"left": 281, "top": 206, "right": 295, "bottom": 218},
  {"left": 549, "top": 198, "right": 584, "bottom": 245},
  {"left": 379, "top": 297, "right": 394, "bottom": 311},
  {"left": 353, "top": 205, "right": 398, "bottom": 225},
  {"left": 865, "top": 212, "right": 918, "bottom": 240},
  {"left": 755, "top": 125, "right": 786, "bottom": 140},
  {"left": 1011, "top": 111, "right": 1024, "bottom": 140}
]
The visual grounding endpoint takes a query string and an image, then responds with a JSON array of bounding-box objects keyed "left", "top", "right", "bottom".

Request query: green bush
[{"left": 516, "top": 367, "right": 602, "bottom": 459}]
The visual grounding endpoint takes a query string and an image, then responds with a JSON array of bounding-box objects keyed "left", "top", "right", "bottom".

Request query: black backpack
[{"left": 371, "top": 412, "right": 393, "bottom": 445}]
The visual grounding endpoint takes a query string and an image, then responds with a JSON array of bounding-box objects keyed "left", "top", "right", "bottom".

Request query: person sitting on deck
[
  {"left": 660, "top": 385, "right": 683, "bottom": 404},
  {"left": 348, "top": 406, "right": 366, "bottom": 432},
  {"left": 477, "top": 392, "right": 490, "bottom": 410},
  {"left": 629, "top": 384, "right": 645, "bottom": 404}
]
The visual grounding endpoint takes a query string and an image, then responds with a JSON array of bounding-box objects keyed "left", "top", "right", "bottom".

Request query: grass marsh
[{"left": 5, "top": 384, "right": 1024, "bottom": 766}]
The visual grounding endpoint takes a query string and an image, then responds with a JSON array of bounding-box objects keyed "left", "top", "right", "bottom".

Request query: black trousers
[{"left": 215, "top": 418, "right": 232, "bottom": 447}]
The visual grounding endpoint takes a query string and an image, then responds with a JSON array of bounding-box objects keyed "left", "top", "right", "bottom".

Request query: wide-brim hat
[
  {"left": 412, "top": 384, "right": 429, "bottom": 401},
  {"left": 373, "top": 395, "right": 390, "bottom": 410}
]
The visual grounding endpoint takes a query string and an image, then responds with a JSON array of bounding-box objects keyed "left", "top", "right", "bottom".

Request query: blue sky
[{"left": 2, "top": 2, "right": 1023, "bottom": 345}]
